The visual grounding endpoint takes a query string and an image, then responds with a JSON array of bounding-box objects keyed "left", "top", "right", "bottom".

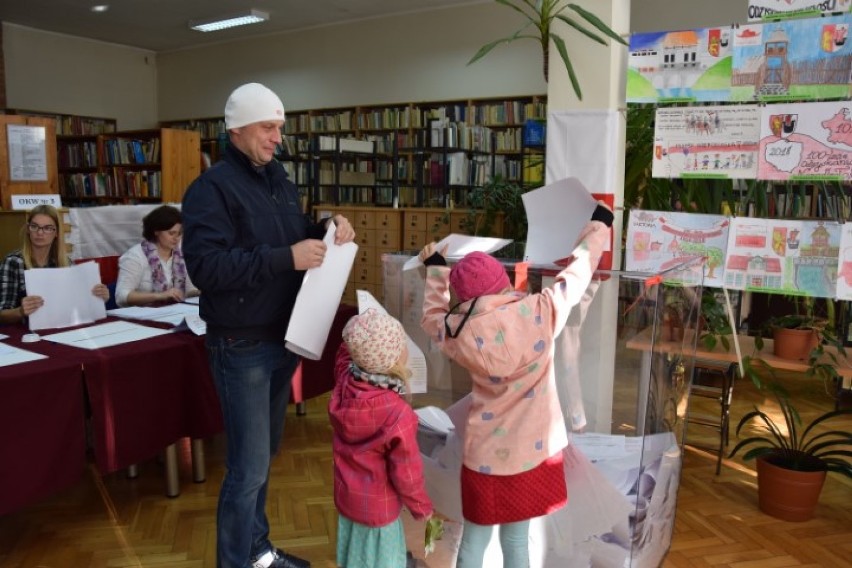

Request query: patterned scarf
[
  {"left": 349, "top": 363, "right": 407, "bottom": 395},
  {"left": 140, "top": 239, "right": 187, "bottom": 293}
]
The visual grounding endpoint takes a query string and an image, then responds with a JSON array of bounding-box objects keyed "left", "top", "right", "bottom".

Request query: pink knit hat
[
  {"left": 342, "top": 309, "right": 406, "bottom": 374},
  {"left": 449, "top": 251, "right": 511, "bottom": 302}
]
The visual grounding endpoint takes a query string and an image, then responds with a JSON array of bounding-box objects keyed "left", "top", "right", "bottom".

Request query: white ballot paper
[
  {"left": 356, "top": 289, "right": 428, "bottom": 394},
  {"left": 402, "top": 233, "right": 512, "bottom": 271},
  {"left": 41, "top": 320, "right": 171, "bottom": 349},
  {"left": 285, "top": 222, "right": 358, "bottom": 360},
  {"left": 0, "top": 342, "right": 47, "bottom": 367},
  {"left": 522, "top": 177, "right": 598, "bottom": 264},
  {"left": 24, "top": 262, "right": 107, "bottom": 331},
  {"left": 108, "top": 304, "right": 206, "bottom": 335}
]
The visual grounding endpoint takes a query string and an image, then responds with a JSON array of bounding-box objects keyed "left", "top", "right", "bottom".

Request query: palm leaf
[
  {"left": 551, "top": 33, "right": 581, "bottom": 99},
  {"left": 555, "top": 15, "right": 608, "bottom": 46},
  {"left": 467, "top": 29, "right": 531, "bottom": 65},
  {"left": 567, "top": 3, "right": 627, "bottom": 45},
  {"left": 496, "top": 0, "right": 538, "bottom": 24}
]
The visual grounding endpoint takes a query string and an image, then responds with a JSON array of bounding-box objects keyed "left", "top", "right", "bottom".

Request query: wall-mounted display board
[
  {"left": 747, "top": 0, "right": 851, "bottom": 22},
  {"left": 652, "top": 105, "right": 761, "bottom": 179},
  {"left": 732, "top": 14, "right": 852, "bottom": 101}
]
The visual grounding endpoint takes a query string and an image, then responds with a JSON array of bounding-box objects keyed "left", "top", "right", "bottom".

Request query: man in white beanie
[{"left": 182, "top": 82, "right": 355, "bottom": 568}]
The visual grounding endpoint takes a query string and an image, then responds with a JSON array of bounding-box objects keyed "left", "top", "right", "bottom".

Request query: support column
[{"left": 546, "top": 0, "right": 630, "bottom": 433}]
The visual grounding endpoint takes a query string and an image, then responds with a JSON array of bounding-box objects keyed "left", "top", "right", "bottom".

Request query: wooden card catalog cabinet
[{"left": 0, "top": 116, "right": 58, "bottom": 210}]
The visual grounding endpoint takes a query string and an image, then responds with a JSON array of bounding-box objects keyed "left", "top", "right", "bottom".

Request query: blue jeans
[{"left": 206, "top": 336, "right": 299, "bottom": 568}]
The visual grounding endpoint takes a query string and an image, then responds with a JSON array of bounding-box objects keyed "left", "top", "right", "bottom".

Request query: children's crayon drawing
[
  {"left": 836, "top": 222, "right": 852, "bottom": 299},
  {"left": 626, "top": 210, "right": 730, "bottom": 288},
  {"left": 732, "top": 14, "right": 852, "bottom": 101},
  {"left": 748, "top": 0, "right": 852, "bottom": 22},
  {"left": 652, "top": 105, "right": 760, "bottom": 179},
  {"left": 724, "top": 217, "right": 840, "bottom": 297},
  {"left": 757, "top": 100, "right": 852, "bottom": 180},
  {"left": 627, "top": 27, "right": 733, "bottom": 103}
]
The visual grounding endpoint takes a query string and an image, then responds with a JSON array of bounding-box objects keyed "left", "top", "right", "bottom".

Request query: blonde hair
[
  {"left": 20, "top": 205, "right": 68, "bottom": 269},
  {"left": 385, "top": 359, "right": 413, "bottom": 402}
]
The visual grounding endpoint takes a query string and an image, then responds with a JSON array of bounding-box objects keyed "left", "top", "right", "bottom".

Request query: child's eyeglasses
[{"left": 28, "top": 223, "right": 57, "bottom": 234}]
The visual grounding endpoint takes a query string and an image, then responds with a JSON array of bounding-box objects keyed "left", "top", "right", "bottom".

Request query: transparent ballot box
[{"left": 383, "top": 253, "right": 704, "bottom": 568}]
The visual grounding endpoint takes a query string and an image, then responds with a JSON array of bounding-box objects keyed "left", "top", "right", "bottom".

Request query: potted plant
[
  {"left": 728, "top": 391, "right": 852, "bottom": 521},
  {"left": 467, "top": 0, "right": 626, "bottom": 96}
]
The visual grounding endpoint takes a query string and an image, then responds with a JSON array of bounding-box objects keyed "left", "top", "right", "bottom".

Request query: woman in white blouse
[{"left": 115, "top": 205, "right": 199, "bottom": 307}]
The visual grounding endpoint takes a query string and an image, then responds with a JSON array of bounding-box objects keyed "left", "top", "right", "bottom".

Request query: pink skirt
[{"left": 461, "top": 451, "right": 567, "bottom": 525}]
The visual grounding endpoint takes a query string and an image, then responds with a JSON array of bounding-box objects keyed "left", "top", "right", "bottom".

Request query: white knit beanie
[{"left": 224, "top": 83, "right": 285, "bottom": 130}]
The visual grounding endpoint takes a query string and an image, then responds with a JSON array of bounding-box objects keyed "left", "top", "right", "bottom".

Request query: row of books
[
  {"left": 311, "top": 185, "right": 396, "bottom": 206},
  {"left": 745, "top": 185, "right": 852, "bottom": 220},
  {"left": 471, "top": 100, "right": 546, "bottom": 127},
  {"left": 57, "top": 140, "right": 98, "bottom": 169},
  {"left": 60, "top": 169, "right": 161, "bottom": 198},
  {"left": 103, "top": 137, "right": 161, "bottom": 165},
  {"left": 428, "top": 120, "right": 493, "bottom": 152},
  {"left": 425, "top": 153, "right": 492, "bottom": 187}
]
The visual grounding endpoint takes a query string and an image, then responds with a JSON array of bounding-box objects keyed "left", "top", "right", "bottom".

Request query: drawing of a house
[
  {"left": 757, "top": 27, "right": 792, "bottom": 97},
  {"left": 724, "top": 254, "right": 783, "bottom": 289}
]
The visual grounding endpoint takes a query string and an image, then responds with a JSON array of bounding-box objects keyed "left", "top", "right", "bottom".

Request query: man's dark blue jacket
[{"left": 182, "top": 144, "right": 326, "bottom": 341}]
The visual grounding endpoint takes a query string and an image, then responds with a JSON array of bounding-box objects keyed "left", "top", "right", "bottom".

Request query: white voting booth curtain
[
  {"left": 546, "top": 110, "right": 619, "bottom": 194},
  {"left": 67, "top": 204, "right": 177, "bottom": 260}
]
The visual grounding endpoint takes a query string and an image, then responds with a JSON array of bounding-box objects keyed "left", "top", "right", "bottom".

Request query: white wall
[
  {"left": 2, "top": 23, "right": 157, "bottom": 130},
  {"left": 630, "top": 0, "right": 747, "bottom": 33},
  {"left": 156, "top": 3, "right": 546, "bottom": 119}
]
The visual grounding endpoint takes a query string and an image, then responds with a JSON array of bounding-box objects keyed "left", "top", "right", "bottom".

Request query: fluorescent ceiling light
[{"left": 190, "top": 9, "right": 269, "bottom": 32}]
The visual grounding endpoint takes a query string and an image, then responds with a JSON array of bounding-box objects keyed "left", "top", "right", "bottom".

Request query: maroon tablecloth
[
  {"left": 3, "top": 319, "right": 223, "bottom": 475},
  {"left": 0, "top": 347, "right": 86, "bottom": 515}
]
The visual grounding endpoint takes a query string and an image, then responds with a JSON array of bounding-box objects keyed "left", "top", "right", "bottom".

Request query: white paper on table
[
  {"left": 0, "top": 342, "right": 47, "bottom": 367},
  {"left": 173, "top": 313, "right": 206, "bottom": 335},
  {"left": 24, "top": 262, "right": 107, "bottom": 331},
  {"left": 356, "top": 289, "right": 428, "bottom": 393},
  {"left": 109, "top": 303, "right": 200, "bottom": 327},
  {"left": 182, "top": 296, "right": 200, "bottom": 305},
  {"left": 402, "top": 234, "right": 512, "bottom": 271},
  {"left": 285, "top": 222, "right": 358, "bottom": 360},
  {"left": 41, "top": 320, "right": 171, "bottom": 349},
  {"left": 522, "top": 177, "right": 598, "bottom": 264},
  {"left": 0, "top": 334, "right": 8, "bottom": 340}
]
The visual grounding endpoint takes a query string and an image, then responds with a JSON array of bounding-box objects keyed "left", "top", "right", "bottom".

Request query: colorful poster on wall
[
  {"left": 732, "top": 15, "right": 852, "bottom": 102},
  {"left": 626, "top": 27, "right": 733, "bottom": 103},
  {"left": 625, "top": 210, "right": 730, "bottom": 288},
  {"left": 836, "top": 222, "right": 852, "bottom": 299},
  {"left": 748, "top": 0, "right": 852, "bottom": 22},
  {"left": 757, "top": 100, "right": 852, "bottom": 181},
  {"left": 724, "top": 217, "right": 840, "bottom": 297},
  {"left": 652, "top": 105, "right": 761, "bottom": 179}
]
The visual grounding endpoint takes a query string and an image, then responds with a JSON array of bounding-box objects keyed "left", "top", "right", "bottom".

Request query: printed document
[
  {"left": 24, "top": 262, "right": 106, "bottom": 330},
  {"left": 0, "top": 342, "right": 47, "bottom": 367},
  {"left": 41, "top": 320, "right": 171, "bottom": 349},
  {"left": 285, "top": 222, "right": 358, "bottom": 360}
]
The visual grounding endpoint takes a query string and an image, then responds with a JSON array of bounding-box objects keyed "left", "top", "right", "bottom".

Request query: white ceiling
[{"left": 0, "top": 0, "right": 485, "bottom": 52}]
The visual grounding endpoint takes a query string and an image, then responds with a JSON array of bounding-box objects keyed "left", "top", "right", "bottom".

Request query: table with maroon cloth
[
  {"left": 0, "top": 350, "right": 86, "bottom": 516},
  {"left": 0, "top": 318, "right": 224, "bottom": 512}
]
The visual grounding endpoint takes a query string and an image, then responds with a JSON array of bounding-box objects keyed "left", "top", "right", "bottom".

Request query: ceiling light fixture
[
  {"left": 90, "top": 5, "right": 109, "bottom": 13},
  {"left": 189, "top": 9, "right": 269, "bottom": 32}
]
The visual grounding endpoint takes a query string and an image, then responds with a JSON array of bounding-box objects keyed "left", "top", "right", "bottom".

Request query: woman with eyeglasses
[
  {"left": 0, "top": 204, "right": 109, "bottom": 324},
  {"left": 115, "top": 204, "right": 198, "bottom": 307}
]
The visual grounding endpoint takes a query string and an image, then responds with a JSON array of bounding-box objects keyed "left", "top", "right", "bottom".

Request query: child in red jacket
[{"left": 329, "top": 309, "right": 433, "bottom": 568}]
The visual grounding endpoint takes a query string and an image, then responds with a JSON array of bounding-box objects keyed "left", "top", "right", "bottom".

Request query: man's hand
[
  {"left": 329, "top": 214, "right": 356, "bottom": 245},
  {"left": 292, "top": 239, "right": 327, "bottom": 270}
]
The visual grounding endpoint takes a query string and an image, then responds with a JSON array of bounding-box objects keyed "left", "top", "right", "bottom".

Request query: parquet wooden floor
[{"left": 1, "top": 371, "right": 850, "bottom": 568}]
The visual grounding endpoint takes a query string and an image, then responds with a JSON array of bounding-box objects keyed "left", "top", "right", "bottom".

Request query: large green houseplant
[
  {"left": 468, "top": 0, "right": 626, "bottom": 97},
  {"left": 728, "top": 391, "right": 852, "bottom": 521}
]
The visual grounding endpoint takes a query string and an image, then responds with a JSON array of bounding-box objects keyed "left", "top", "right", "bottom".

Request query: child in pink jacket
[
  {"left": 418, "top": 204, "right": 613, "bottom": 568},
  {"left": 329, "top": 309, "right": 433, "bottom": 568}
]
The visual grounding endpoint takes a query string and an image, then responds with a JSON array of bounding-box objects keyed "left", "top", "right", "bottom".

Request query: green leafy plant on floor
[
  {"left": 728, "top": 390, "right": 852, "bottom": 477},
  {"left": 468, "top": 0, "right": 626, "bottom": 97}
]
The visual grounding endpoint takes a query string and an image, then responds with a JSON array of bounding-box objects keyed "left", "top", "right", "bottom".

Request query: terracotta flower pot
[
  {"left": 756, "top": 455, "right": 827, "bottom": 522},
  {"left": 772, "top": 327, "right": 818, "bottom": 361}
]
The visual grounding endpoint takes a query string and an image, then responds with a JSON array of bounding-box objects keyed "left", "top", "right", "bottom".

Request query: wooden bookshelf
[
  {"left": 161, "top": 94, "right": 547, "bottom": 209},
  {"left": 62, "top": 128, "right": 200, "bottom": 205},
  {"left": 2, "top": 108, "right": 116, "bottom": 136}
]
